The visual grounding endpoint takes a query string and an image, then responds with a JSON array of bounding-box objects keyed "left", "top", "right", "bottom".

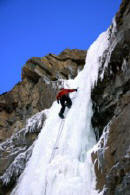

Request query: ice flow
[{"left": 11, "top": 30, "right": 109, "bottom": 195}]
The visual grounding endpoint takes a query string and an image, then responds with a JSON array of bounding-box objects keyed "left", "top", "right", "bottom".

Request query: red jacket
[{"left": 56, "top": 89, "right": 76, "bottom": 100}]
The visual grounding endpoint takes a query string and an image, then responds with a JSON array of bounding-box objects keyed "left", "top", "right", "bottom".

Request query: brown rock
[
  {"left": 0, "top": 49, "right": 86, "bottom": 194},
  {"left": 91, "top": 0, "right": 130, "bottom": 193},
  {"left": 0, "top": 49, "right": 86, "bottom": 143}
]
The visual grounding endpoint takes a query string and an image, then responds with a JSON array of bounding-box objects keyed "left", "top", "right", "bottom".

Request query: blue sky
[{"left": 0, "top": 0, "right": 121, "bottom": 94}]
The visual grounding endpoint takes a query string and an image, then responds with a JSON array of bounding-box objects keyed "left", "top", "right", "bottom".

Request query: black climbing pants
[{"left": 59, "top": 95, "right": 72, "bottom": 115}]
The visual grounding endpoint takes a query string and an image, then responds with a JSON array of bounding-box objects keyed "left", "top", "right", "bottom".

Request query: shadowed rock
[{"left": 91, "top": 0, "right": 130, "bottom": 193}]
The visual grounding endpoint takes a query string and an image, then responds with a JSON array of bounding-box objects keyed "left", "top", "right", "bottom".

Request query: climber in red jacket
[{"left": 56, "top": 88, "right": 77, "bottom": 118}]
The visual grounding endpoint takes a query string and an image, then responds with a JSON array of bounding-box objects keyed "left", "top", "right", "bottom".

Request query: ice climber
[{"left": 56, "top": 88, "right": 77, "bottom": 119}]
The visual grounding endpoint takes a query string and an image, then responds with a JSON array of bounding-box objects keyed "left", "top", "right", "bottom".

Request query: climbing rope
[
  {"left": 44, "top": 119, "right": 65, "bottom": 195},
  {"left": 49, "top": 119, "right": 65, "bottom": 163}
]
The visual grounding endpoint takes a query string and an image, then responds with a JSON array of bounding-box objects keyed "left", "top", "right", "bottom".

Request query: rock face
[
  {"left": 0, "top": 111, "right": 46, "bottom": 195},
  {"left": 22, "top": 49, "right": 86, "bottom": 82},
  {"left": 0, "top": 0, "right": 130, "bottom": 194},
  {"left": 91, "top": 0, "right": 130, "bottom": 194},
  {"left": 0, "top": 49, "right": 86, "bottom": 194},
  {"left": 0, "top": 49, "right": 86, "bottom": 143}
]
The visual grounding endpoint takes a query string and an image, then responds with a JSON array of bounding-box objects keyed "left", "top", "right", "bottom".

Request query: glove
[{"left": 75, "top": 89, "right": 78, "bottom": 92}]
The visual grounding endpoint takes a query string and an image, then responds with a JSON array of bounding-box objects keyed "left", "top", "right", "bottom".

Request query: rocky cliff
[
  {"left": 0, "top": 0, "right": 130, "bottom": 194},
  {"left": 0, "top": 49, "right": 86, "bottom": 143},
  {"left": 91, "top": 0, "right": 130, "bottom": 194},
  {"left": 0, "top": 49, "right": 86, "bottom": 194}
]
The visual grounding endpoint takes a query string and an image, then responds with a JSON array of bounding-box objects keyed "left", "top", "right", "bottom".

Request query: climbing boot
[{"left": 59, "top": 113, "right": 64, "bottom": 119}]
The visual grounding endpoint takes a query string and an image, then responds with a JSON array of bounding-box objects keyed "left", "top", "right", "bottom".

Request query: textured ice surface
[
  {"left": 0, "top": 110, "right": 46, "bottom": 185},
  {"left": 11, "top": 30, "right": 110, "bottom": 195}
]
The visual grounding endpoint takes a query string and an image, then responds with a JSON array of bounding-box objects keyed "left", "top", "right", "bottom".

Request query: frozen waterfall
[{"left": 11, "top": 30, "right": 109, "bottom": 195}]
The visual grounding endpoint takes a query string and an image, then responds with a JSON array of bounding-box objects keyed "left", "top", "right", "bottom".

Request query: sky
[{"left": 0, "top": 0, "right": 121, "bottom": 94}]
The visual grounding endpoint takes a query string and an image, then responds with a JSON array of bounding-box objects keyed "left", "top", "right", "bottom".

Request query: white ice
[{"left": 11, "top": 30, "right": 109, "bottom": 195}]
